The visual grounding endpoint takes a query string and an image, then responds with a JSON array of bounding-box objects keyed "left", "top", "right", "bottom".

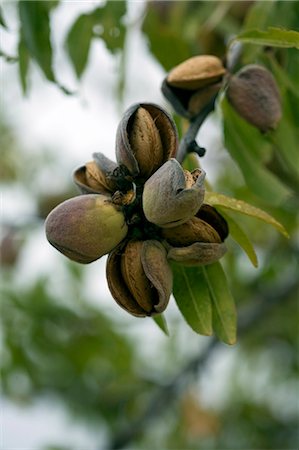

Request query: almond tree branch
[
  {"left": 106, "top": 275, "right": 298, "bottom": 450},
  {"left": 176, "top": 94, "right": 218, "bottom": 164}
]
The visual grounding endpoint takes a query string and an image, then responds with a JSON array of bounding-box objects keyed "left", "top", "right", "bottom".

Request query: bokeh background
[{"left": 1, "top": 1, "right": 298, "bottom": 449}]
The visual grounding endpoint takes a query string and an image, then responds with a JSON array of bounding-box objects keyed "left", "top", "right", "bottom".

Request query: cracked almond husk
[
  {"left": 142, "top": 158, "right": 205, "bottom": 228},
  {"left": 73, "top": 152, "right": 118, "bottom": 194},
  {"left": 115, "top": 103, "right": 178, "bottom": 179},
  {"left": 162, "top": 55, "right": 225, "bottom": 118},
  {"left": 196, "top": 204, "right": 229, "bottom": 241},
  {"left": 167, "top": 242, "right": 227, "bottom": 266},
  {"left": 106, "top": 240, "right": 172, "bottom": 317},
  {"left": 161, "top": 217, "right": 222, "bottom": 247},
  {"left": 163, "top": 204, "right": 228, "bottom": 265}
]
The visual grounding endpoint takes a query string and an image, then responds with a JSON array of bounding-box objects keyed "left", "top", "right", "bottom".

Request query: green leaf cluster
[
  {"left": 10, "top": 1, "right": 127, "bottom": 93},
  {"left": 1, "top": 276, "right": 150, "bottom": 425}
]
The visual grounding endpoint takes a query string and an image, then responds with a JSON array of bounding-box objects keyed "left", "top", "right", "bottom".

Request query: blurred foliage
[
  {"left": 1, "top": 273, "right": 155, "bottom": 429},
  {"left": 66, "top": 2, "right": 126, "bottom": 78},
  {"left": 1, "top": 1, "right": 299, "bottom": 449}
]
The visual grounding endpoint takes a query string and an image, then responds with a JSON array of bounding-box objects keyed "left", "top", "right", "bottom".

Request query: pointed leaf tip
[{"left": 153, "top": 314, "right": 169, "bottom": 336}]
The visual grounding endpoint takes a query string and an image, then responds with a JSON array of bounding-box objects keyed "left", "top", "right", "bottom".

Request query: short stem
[{"left": 176, "top": 94, "right": 217, "bottom": 164}]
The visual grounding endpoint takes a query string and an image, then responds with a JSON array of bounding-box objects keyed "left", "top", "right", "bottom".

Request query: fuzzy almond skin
[
  {"left": 115, "top": 103, "right": 178, "bottom": 180},
  {"left": 226, "top": 64, "right": 282, "bottom": 132},
  {"left": 142, "top": 159, "right": 205, "bottom": 228},
  {"left": 45, "top": 194, "right": 128, "bottom": 263}
]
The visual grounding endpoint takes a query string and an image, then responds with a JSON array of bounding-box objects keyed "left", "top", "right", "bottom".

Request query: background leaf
[
  {"left": 221, "top": 98, "right": 291, "bottom": 205},
  {"left": 66, "top": 2, "right": 126, "bottom": 79},
  {"left": 18, "top": 38, "right": 30, "bottom": 94},
  {"left": 233, "top": 27, "right": 299, "bottom": 49},
  {"left": 203, "top": 263, "right": 237, "bottom": 345},
  {"left": 18, "top": 1, "right": 57, "bottom": 82},
  {"left": 142, "top": 2, "right": 190, "bottom": 71},
  {"left": 66, "top": 13, "right": 94, "bottom": 78},
  {"left": 94, "top": 1, "right": 126, "bottom": 55},
  {"left": 171, "top": 263, "right": 212, "bottom": 336},
  {"left": 264, "top": 53, "right": 299, "bottom": 188}
]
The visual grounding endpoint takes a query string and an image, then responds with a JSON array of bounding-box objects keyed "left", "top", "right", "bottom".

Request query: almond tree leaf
[
  {"left": 171, "top": 263, "right": 212, "bottom": 336},
  {"left": 232, "top": 27, "right": 299, "bottom": 49},
  {"left": 220, "top": 210, "right": 258, "bottom": 268},
  {"left": 221, "top": 98, "right": 291, "bottom": 204},
  {"left": 18, "top": 1, "right": 56, "bottom": 82},
  {"left": 243, "top": 1, "right": 276, "bottom": 31},
  {"left": 203, "top": 262, "right": 237, "bottom": 345},
  {"left": 93, "top": 1, "right": 126, "bottom": 54},
  {"left": 240, "top": 1, "right": 276, "bottom": 63},
  {"left": 66, "top": 13, "right": 94, "bottom": 78},
  {"left": 152, "top": 314, "right": 169, "bottom": 336},
  {"left": 265, "top": 55, "right": 299, "bottom": 182},
  {"left": 0, "top": 5, "right": 8, "bottom": 29},
  {"left": 18, "top": 38, "right": 30, "bottom": 94},
  {"left": 267, "top": 53, "right": 299, "bottom": 99},
  {"left": 205, "top": 191, "right": 289, "bottom": 238},
  {"left": 66, "top": 3, "right": 126, "bottom": 79},
  {"left": 142, "top": 3, "right": 190, "bottom": 71}
]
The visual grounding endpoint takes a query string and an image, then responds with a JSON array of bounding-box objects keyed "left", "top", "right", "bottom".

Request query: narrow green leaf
[
  {"left": 243, "top": 1, "right": 275, "bottom": 31},
  {"left": 18, "top": 1, "right": 55, "bottom": 82},
  {"left": 18, "top": 38, "right": 30, "bottom": 94},
  {"left": 0, "top": 5, "right": 8, "bottom": 29},
  {"left": 271, "top": 118, "right": 299, "bottom": 181},
  {"left": 205, "top": 191, "right": 289, "bottom": 238},
  {"left": 171, "top": 263, "right": 212, "bottom": 336},
  {"left": 267, "top": 54, "right": 299, "bottom": 99},
  {"left": 152, "top": 314, "right": 169, "bottom": 336},
  {"left": 233, "top": 27, "right": 299, "bottom": 49},
  {"left": 66, "top": 13, "right": 94, "bottom": 78},
  {"left": 222, "top": 98, "right": 291, "bottom": 204},
  {"left": 264, "top": 56, "right": 299, "bottom": 181},
  {"left": 203, "top": 263, "right": 237, "bottom": 345},
  {"left": 220, "top": 211, "right": 258, "bottom": 268}
]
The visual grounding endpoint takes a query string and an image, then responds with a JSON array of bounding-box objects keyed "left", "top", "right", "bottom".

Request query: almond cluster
[{"left": 45, "top": 103, "right": 228, "bottom": 317}]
